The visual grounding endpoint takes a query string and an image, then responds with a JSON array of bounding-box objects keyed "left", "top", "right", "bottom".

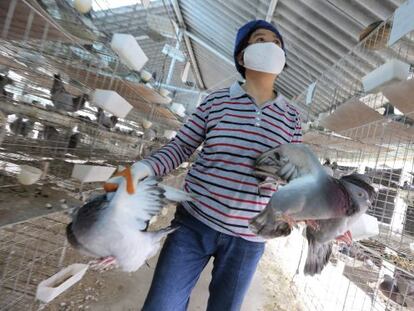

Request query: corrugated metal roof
[{"left": 92, "top": 0, "right": 407, "bottom": 109}]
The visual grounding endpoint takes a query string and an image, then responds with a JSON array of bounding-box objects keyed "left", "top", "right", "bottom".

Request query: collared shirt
[{"left": 142, "top": 81, "right": 302, "bottom": 242}]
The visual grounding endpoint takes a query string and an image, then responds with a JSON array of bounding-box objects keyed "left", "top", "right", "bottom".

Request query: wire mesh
[
  {"left": 0, "top": 0, "right": 194, "bottom": 228},
  {"left": 0, "top": 212, "right": 72, "bottom": 310}
]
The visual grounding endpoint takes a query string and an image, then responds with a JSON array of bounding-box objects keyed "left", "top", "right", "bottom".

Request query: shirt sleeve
[
  {"left": 140, "top": 98, "right": 209, "bottom": 176},
  {"left": 291, "top": 114, "right": 303, "bottom": 143}
]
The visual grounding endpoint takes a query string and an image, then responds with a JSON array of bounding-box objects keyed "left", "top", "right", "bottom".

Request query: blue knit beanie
[{"left": 234, "top": 20, "right": 285, "bottom": 78}]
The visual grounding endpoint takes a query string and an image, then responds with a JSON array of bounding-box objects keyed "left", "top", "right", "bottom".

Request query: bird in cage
[
  {"left": 143, "top": 127, "right": 157, "bottom": 141},
  {"left": 96, "top": 107, "right": 118, "bottom": 129},
  {"left": 380, "top": 103, "right": 414, "bottom": 127},
  {"left": 50, "top": 74, "right": 89, "bottom": 113},
  {"left": 41, "top": 125, "right": 60, "bottom": 141},
  {"left": 379, "top": 275, "right": 407, "bottom": 307},
  {"left": 67, "top": 132, "right": 81, "bottom": 151},
  {"left": 9, "top": 116, "right": 34, "bottom": 137},
  {"left": 66, "top": 167, "right": 194, "bottom": 272},
  {"left": 250, "top": 143, "right": 375, "bottom": 275},
  {"left": 0, "top": 74, "right": 13, "bottom": 97}
]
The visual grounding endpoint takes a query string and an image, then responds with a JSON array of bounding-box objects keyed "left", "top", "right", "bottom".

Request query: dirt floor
[
  {"left": 0, "top": 171, "right": 303, "bottom": 311},
  {"left": 35, "top": 241, "right": 303, "bottom": 311},
  {"left": 32, "top": 203, "right": 303, "bottom": 311}
]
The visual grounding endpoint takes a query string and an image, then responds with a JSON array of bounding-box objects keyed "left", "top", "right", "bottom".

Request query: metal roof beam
[
  {"left": 170, "top": 0, "right": 205, "bottom": 89},
  {"left": 183, "top": 30, "right": 234, "bottom": 66},
  {"left": 265, "top": 0, "right": 279, "bottom": 22}
]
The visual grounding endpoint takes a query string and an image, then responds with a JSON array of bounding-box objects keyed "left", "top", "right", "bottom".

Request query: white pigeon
[{"left": 66, "top": 169, "right": 193, "bottom": 272}]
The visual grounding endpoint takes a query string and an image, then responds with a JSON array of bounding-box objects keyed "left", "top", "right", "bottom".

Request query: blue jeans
[{"left": 142, "top": 206, "right": 265, "bottom": 311}]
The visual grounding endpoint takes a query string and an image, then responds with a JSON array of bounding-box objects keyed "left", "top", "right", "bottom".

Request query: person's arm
[{"left": 140, "top": 98, "right": 209, "bottom": 177}]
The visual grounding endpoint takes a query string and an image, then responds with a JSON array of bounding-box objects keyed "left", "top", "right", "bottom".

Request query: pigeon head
[{"left": 340, "top": 173, "right": 376, "bottom": 213}]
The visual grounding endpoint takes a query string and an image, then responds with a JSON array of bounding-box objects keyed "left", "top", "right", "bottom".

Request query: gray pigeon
[
  {"left": 51, "top": 74, "right": 88, "bottom": 112},
  {"left": 0, "top": 75, "right": 13, "bottom": 96},
  {"left": 250, "top": 144, "right": 375, "bottom": 275},
  {"left": 96, "top": 107, "right": 118, "bottom": 129},
  {"left": 9, "top": 117, "right": 34, "bottom": 137},
  {"left": 379, "top": 275, "right": 407, "bottom": 306},
  {"left": 66, "top": 175, "right": 194, "bottom": 272},
  {"left": 67, "top": 132, "right": 80, "bottom": 151},
  {"left": 41, "top": 125, "right": 59, "bottom": 141},
  {"left": 143, "top": 128, "right": 157, "bottom": 141}
]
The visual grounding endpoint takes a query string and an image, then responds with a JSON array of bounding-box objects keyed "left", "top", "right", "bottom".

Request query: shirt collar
[{"left": 229, "top": 81, "right": 290, "bottom": 110}]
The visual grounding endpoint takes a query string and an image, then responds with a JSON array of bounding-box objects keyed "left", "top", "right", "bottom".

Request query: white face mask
[{"left": 243, "top": 42, "right": 286, "bottom": 75}]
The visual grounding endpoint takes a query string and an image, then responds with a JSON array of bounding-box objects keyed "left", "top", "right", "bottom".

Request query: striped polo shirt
[{"left": 142, "top": 81, "right": 302, "bottom": 242}]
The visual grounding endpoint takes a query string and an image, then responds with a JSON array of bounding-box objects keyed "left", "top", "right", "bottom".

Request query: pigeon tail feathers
[{"left": 304, "top": 228, "right": 333, "bottom": 276}]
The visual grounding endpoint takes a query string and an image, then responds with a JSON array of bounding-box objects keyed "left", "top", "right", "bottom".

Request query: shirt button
[
  {"left": 255, "top": 122, "right": 260, "bottom": 126},
  {"left": 255, "top": 117, "right": 260, "bottom": 121},
  {"left": 256, "top": 111, "right": 261, "bottom": 115}
]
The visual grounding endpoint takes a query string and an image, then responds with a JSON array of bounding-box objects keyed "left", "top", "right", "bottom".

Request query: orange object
[{"left": 103, "top": 166, "right": 135, "bottom": 195}]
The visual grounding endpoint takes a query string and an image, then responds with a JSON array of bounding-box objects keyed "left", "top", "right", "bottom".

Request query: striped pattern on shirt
[{"left": 142, "top": 82, "right": 302, "bottom": 242}]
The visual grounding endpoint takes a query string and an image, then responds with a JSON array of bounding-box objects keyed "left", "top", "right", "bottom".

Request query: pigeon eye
[{"left": 358, "top": 193, "right": 364, "bottom": 197}]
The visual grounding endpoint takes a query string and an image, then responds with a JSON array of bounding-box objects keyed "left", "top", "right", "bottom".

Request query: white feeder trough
[
  {"left": 71, "top": 165, "right": 116, "bottom": 183},
  {"left": 140, "top": 70, "right": 152, "bottom": 82},
  {"left": 349, "top": 214, "right": 379, "bottom": 241},
  {"left": 17, "top": 165, "right": 42, "bottom": 185},
  {"left": 142, "top": 119, "right": 153, "bottom": 129},
  {"left": 110, "top": 33, "right": 148, "bottom": 72},
  {"left": 36, "top": 264, "right": 89, "bottom": 303},
  {"left": 159, "top": 88, "right": 170, "bottom": 97},
  {"left": 92, "top": 89, "right": 132, "bottom": 118},
  {"left": 170, "top": 103, "right": 186, "bottom": 117},
  {"left": 164, "top": 130, "right": 177, "bottom": 140},
  {"left": 362, "top": 59, "right": 410, "bottom": 93}
]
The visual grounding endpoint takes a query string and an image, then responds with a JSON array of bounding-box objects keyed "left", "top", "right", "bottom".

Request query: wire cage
[
  {"left": 291, "top": 3, "right": 414, "bottom": 310},
  {"left": 1, "top": 0, "right": 414, "bottom": 311},
  {"left": 0, "top": 0, "right": 195, "bottom": 309}
]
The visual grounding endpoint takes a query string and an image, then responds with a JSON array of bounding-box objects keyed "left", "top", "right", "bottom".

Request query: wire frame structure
[
  {"left": 269, "top": 229, "right": 414, "bottom": 311},
  {"left": 294, "top": 2, "right": 414, "bottom": 310},
  {"left": 0, "top": 0, "right": 191, "bottom": 221},
  {"left": 0, "top": 212, "right": 72, "bottom": 310},
  {"left": 0, "top": 1, "right": 194, "bottom": 309}
]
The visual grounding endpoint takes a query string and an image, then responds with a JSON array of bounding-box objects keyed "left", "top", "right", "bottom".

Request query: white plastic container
[
  {"left": 362, "top": 59, "right": 410, "bottom": 93},
  {"left": 92, "top": 89, "right": 132, "bottom": 118},
  {"left": 159, "top": 88, "right": 170, "bottom": 97},
  {"left": 170, "top": 103, "right": 186, "bottom": 117},
  {"left": 36, "top": 264, "right": 88, "bottom": 303},
  {"left": 17, "top": 165, "right": 42, "bottom": 185},
  {"left": 110, "top": 33, "right": 148, "bottom": 72},
  {"left": 71, "top": 165, "right": 116, "bottom": 183},
  {"left": 348, "top": 214, "right": 379, "bottom": 241},
  {"left": 164, "top": 130, "right": 177, "bottom": 140},
  {"left": 142, "top": 119, "right": 153, "bottom": 129},
  {"left": 74, "top": 0, "right": 92, "bottom": 14},
  {"left": 140, "top": 70, "right": 152, "bottom": 82}
]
